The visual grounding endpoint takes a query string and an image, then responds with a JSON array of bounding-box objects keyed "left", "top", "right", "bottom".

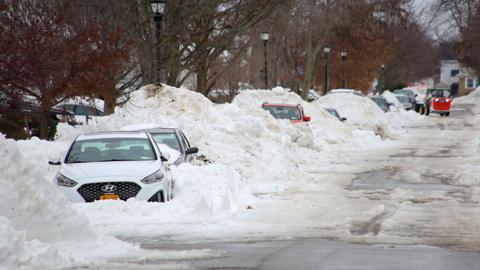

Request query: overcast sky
[{"left": 412, "top": 0, "right": 459, "bottom": 41}]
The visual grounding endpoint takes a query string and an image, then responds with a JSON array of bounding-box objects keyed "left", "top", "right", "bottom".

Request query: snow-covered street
[
  {"left": 4, "top": 1, "right": 480, "bottom": 268},
  {"left": 3, "top": 87, "right": 480, "bottom": 269}
]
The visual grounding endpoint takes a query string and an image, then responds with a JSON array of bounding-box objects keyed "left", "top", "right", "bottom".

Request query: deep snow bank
[
  {"left": 232, "top": 88, "right": 360, "bottom": 148},
  {"left": 381, "top": 91, "right": 425, "bottom": 127},
  {"left": 57, "top": 85, "right": 381, "bottom": 191},
  {"left": 0, "top": 135, "right": 152, "bottom": 269},
  {"left": 454, "top": 86, "right": 480, "bottom": 105},
  {"left": 314, "top": 93, "right": 393, "bottom": 137}
]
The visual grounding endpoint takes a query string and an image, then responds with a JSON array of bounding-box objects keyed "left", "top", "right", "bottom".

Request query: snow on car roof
[
  {"left": 76, "top": 131, "right": 149, "bottom": 141},
  {"left": 119, "top": 123, "right": 163, "bottom": 131},
  {"left": 140, "top": 128, "right": 177, "bottom": 133}
]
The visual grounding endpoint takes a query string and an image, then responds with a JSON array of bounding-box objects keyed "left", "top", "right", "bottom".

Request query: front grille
[{"left": 77, "top": 182, "right": 141, "bottom": 202}]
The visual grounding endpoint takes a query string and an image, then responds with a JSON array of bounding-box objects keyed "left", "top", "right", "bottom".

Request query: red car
[
  {"left": 261, "top": 103, "right": 311, "bottom": 123},
  {"left": 422, "top": 89, "right": 452, "bottom": 117}
]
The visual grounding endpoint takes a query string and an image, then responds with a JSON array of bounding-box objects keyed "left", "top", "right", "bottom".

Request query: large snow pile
[
  {"left": 382, "top": 90, "right": 402, "bottom": 110},
  {"left": 57, "top": 85, "right": 383, "bottom": 193},
  {"left": 231, "top": 87, "right": 362, "bottom": 148},
  {"left": 381, "top": 91, "right": 425, "bottom": 127},
  {"left": 454, "top": 86, "right": 480, "bottom": 105},
  {"left": 452, "top": 87, "right": 480, "bottom": 115},
  {"left": 314, "top": 93, "right": 393, "bottom": 137},
  {"left": 0, "top": 135, "right": 135, "bottom": 269}
]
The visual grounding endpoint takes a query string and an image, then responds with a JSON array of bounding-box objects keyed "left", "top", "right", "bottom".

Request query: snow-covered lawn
[{"left": 3, "top": 85, "right": 480, "bottom": 269}]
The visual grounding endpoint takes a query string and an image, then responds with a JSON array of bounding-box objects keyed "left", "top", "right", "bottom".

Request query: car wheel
[
  {"left": 446, "top": 112, "right": 450, "bottom": 117},
  {"left": 148, "top": 191, "right": 165, "bottom": 203}
]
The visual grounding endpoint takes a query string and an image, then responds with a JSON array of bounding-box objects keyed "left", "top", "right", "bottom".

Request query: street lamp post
[
  {"left": 381, "top": 64, "right": 386, "bottom": 94},
  {"left": 323, "top": 47, "right": 331, "bottom": 95},
  {"left": 261, "top": 32, "right": 270, "bottom": 89},
  {"left": 151, "top": 0, "right": 166, "bottom": 85},
  {"left": 341, "top": 49, "right": 347, "bottom": 89}
]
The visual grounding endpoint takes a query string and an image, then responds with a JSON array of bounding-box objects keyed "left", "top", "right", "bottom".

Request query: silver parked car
[
  {"left": 138, "top": 128, "right": 199, "bottom": 165},
  {"left": 395, "top": 94, "right": 413, "bottom": 110}
]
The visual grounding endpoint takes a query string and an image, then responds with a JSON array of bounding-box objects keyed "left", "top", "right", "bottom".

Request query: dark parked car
[
  {"left": 324, "top": 108, "right": 347, "bottom": 121},
  {"left": 58, "top": 104, "right": 104, "bottom": 116},
  {"left": 1, "top": 93, "right": 76, "bottom": 139},
  {"left": 56, "top": 103, "right": 104, "bottom": 125},
  {"left": 138, "top": 128, "right": 199, "bottom": 165},
  {"left": 369, "top": 96, "right": 390, "bottom": 112}
]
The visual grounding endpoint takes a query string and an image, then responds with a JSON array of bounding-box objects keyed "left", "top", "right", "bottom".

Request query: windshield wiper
[{"left": 96, "top": 159, "right": 134, "bottom": 162}]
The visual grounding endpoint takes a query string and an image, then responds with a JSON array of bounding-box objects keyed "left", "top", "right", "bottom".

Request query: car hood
[{"left": 60, "top": 160, "right": 160, "bottom": 180}]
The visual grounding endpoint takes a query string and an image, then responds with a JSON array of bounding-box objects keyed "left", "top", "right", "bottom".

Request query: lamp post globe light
[
  {"left": 323, "top": 47, "right": 330, "bottom": 95},
  {"left": 341, "top": 49, "right": 347, "bottom": 89},
  {"left": 261, "top": 32, "right": 270, "bottom": 89},
  {"left": 150, "top": 0, "right": 166, "bottom": 85}
]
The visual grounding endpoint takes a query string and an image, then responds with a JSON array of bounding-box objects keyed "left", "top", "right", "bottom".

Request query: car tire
[
  {"left": 160, "top": 191, "right": 165, "bottom": 203},
  {"left": 446, "top": 112, "right": 450, "bottom": 117}
]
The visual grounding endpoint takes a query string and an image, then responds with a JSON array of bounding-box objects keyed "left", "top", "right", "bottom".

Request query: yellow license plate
[{"left": 100, "top": 194, "right": 120, "bottom": 200}]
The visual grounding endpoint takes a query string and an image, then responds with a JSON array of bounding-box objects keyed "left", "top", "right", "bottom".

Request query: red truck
[
  {"left": 422, "top": 89, "right": 452, "bottom": 117},
  {"left": 261, "top": 103, "right": 311, "bottom": 123}
]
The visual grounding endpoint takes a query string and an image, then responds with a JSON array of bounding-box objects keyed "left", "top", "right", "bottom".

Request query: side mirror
[
  {"left": 341, "top": 117, "right": 347, "bottom": 122},
  {"left": 303, "top": 116, "right": 311, "bottom": 122},
  {"left": 48, "top": 157, "right": 61, "bottom": 165},
  {"left": 160, "top": 151, "right": 171, "bottom": 162},
  {"left": 185, "top": 147, "right": 199, "bottom": 155}
]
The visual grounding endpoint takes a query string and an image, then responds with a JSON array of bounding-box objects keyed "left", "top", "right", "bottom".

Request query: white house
[{"left": 438, "top": 60, "right": 478, "bottom": 96}]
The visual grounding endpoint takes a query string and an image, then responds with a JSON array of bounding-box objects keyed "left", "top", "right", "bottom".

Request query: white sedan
[{"left": 50, "top": 131, "right": 174, "bottom": 203}]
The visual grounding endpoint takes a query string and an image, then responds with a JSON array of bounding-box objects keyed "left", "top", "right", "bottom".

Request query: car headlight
[
  {"left": 446, "top": 98, "right": 450, "bottom": 102},
  {"left": 435, "top": 98, "right": 439, "bottom": 102},
  {"left": 141, "top": 169, "right": 164, "bottom": 184},
  {"left": 56, "top": 173, "right": 78, "bottom": 187}
]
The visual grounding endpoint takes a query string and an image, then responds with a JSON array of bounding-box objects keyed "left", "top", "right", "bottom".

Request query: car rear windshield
[
  {"left": 66, "top": 138, "right": 156, "bottom": 163},
  {"left": 150, "top": 133, "right": 181, "bottom": 151},
  {"left": 431, "top": 90, "right": 450, "bottom": 98},
  {"left": 262, "top": 106, "right": 302, "bottom": 120}
]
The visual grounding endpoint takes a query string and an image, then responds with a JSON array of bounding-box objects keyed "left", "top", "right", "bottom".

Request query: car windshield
[
  {"left": 262, "top": 105, "right": 302, "bottom": 120},
  {"left": 370, "top": 97, "right": 387, "bottom": 109},
  {"left": 325, "top": 108, "right": 340, "bottom": 119},
  {"left": 150, "top": 132, "right": 181, "bottom": 151},
  {"left": 66, "top": 137, "right": 156, "bottom": 163},
  {"left": 431, "top": 90, "right": 450, "bottom": 98},
  {"left": 395, "top": 95, "right": 408, "bottom": 103},
  {"left": 394, "top": 90, "right": 413, "bottom": 97},
  {"left": 75, "top": 105, "right": 103, "bottom": 116}
]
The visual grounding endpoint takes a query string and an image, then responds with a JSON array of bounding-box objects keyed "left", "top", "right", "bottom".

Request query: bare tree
[
  {"left": 157, "top": 0, "right": 282, "bottom": 96},
  {"left": 0, "top": 0, "right": 133, "bottom": 138}
]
